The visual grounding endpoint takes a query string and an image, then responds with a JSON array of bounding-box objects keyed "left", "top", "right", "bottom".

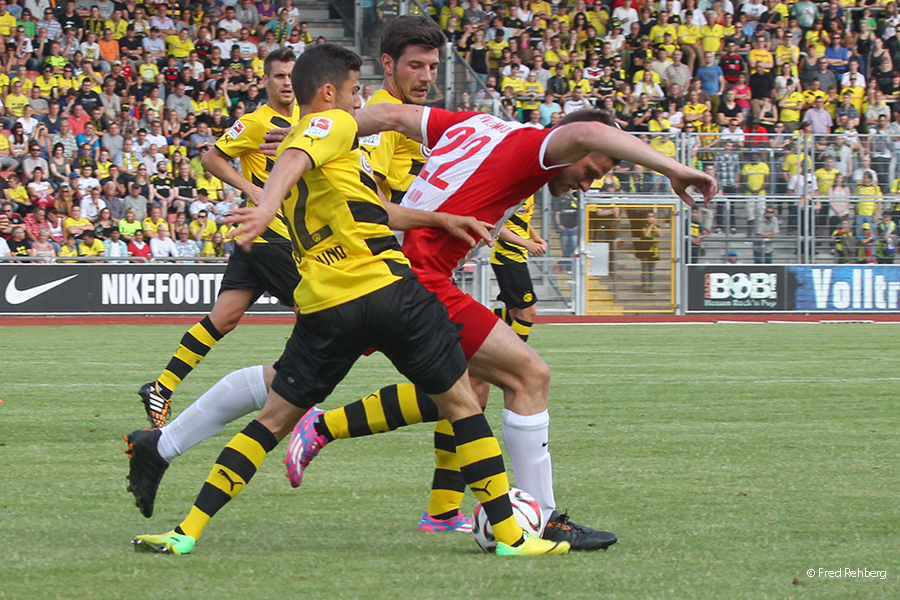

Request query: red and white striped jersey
[{"left": 400, "top": 108, "right": 566, "bottom": 277}]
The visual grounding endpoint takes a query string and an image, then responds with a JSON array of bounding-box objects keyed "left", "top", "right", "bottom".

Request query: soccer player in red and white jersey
[{"left": 283, "top": 105, "right": 717, "bottom": 550}]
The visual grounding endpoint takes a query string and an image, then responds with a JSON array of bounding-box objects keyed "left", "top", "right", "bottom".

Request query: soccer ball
[{"left": 471, "top": 487, "right": 543, "bottom": 553}]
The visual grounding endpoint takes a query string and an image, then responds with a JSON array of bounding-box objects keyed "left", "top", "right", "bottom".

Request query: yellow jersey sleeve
[
  {"left": 491, "top": 196, "right": 535, "bottom": 265},
  {"left": 280, "top": 109, "right": 357, "bottom": 169},
  {"left": 360, "top": 88, "right": 426, "bottom": 203}
]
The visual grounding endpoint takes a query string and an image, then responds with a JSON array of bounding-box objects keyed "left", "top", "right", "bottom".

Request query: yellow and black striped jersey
[
  {"left": 277, "top": 109, "right": 410, "bottom": 314},
  {"left": 359, "top": 88, "right": 427, "bottom": 204},
  {"left": 491, "top": 196, "right": 534, "bottom": 265},
  {"left": 215, "top": 103, "right": 301, "bottom": 244}
]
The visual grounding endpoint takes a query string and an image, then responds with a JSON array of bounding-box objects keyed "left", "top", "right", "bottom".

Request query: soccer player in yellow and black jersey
[
  {"left": 127, "top": 49, "right": 306, "bottom": 520},
  {"left": 490, "top": 196, "right": 548, "bottom": 342},
  {"left": 361, "top": 86, "right": 427, "bottom": 204},
  {"left": 131, "top": 43, "right": 568, "bottom": 557},
  {"left": 355, "top": 16, "right": 477, "bottom": 535},
  {"left": 359, "top": 22, "right": 435, "bottom": 205},
  {"left": 135, "top": 48, "right": 302, "bottom": 431}
]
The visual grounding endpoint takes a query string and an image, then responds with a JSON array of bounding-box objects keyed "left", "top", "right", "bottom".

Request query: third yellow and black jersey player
[
  {"left": 135, "top": 47, "right": 302, "bottom": 432},
  {"left": 490, "top": 196, "right": 546, "bottom": 342}
]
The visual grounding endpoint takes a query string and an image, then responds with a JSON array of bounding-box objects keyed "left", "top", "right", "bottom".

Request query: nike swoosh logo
[
  {"left": 541, "top": 441, "right": 549, "bottom": 447},
  {"left": 5, "top": 274, "right": 79, "bottom": 305}
]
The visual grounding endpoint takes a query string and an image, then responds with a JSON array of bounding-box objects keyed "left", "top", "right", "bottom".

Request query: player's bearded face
[
  {"left": 385, "top": 45, "right": 440, "bottom": 105},
  {"left": 548, "top": 153, "right": 615, "bottom": 196}
]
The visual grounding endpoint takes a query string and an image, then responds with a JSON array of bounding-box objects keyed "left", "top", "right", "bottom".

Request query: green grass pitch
[{"left": 0, "top": 323, "right": 896, "bottom": 600}]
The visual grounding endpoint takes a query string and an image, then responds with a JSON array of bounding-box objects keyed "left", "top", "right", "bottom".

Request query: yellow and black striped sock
[
  {"left": 175, "top": 420, "right": 277, "bottom": 540},
  {"left": 426, "top": 419, "right": 466, "bottom": 520},
  {"left": 157, "top": 317, "right": 224, "bottom": 400},
  {"left": 453, "top": 414, "right": 523, "bottom": 546},
  {"left": 511, "top": 318, "right": 533, "bottom": 342},
  {"left": 317, "top": 383, "right": 439, "bottom": 440}
]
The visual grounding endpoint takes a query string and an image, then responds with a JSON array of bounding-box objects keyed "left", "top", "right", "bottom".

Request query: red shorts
[{"left": 414, "top": 268, "right": 500, "bottom": 359}]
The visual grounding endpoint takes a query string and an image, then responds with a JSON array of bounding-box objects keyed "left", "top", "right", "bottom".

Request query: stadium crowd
[
  {"left": 0, "top": 0, "right": 899, "bottom": 264},
  {"left": 0, "top": 0, "right": 326, "bottom": 259},
  {"left": 440, "top": 0, "right": 900, "bottom": 261}
]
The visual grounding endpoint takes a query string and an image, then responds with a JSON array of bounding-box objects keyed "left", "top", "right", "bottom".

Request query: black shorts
[
  {"left": 219, "top": 242, "right": 299, "bottom": 307},
  {"left": 492, "top": 261, "right": 537, "bottom": 310},
  {"left": 271, "top": 274, "right": 467, "bottom": 410}
]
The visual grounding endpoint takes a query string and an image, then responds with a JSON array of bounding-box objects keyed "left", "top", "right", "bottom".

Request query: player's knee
[
  {"left": 528, "top": 355, "right": 551, "bottom": 389},
  {"left": 519, "top": 304, "right": 537, "bottom": 323},
  {"left": 510, "top": 351, "right": 549, "bottom": 391},
  {"left": 210, "top": 312, "right": 241, "bottom": 334}
]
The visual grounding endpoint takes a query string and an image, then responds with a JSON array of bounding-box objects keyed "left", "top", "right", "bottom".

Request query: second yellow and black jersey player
[
  {"left": 360, "top": 88, "right": 428, "bottom": 204},
  {"left": 134, "top": 48, "right": 303, "bottom": 434}
]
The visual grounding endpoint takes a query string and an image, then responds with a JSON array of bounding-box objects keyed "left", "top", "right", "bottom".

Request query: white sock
[
  {"left": 157, "top": 365, "right": 269, "bottom": 462},
  {"left": 501, "top": 408, "right": 557, "bottom": 528}
]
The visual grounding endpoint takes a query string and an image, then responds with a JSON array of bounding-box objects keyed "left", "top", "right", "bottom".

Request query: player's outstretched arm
[
  {"left": 202, "top": 147, "right": 264, "bottom": 205},
  {"left": 498, "top": 226, "right": 545, "bottom": 255},
  {"left": 546, "top": 122, "right": 718, "bottom": 206},
  {"left": 225, "top": 148, "right": 312, "bottom": 250},
  {"left": 382, "top": 201, "right": 494, "bottom": 248},
  {"left": 355, "top": 103, "right": 427, "bottom": 141}
]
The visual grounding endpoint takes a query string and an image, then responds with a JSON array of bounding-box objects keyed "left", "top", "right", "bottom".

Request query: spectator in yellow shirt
[
  {"left": 804, "top": 20, "right": 829, "bottom": 61},
  {"left": 0, "top": 0, "right": 17, "bottom": 37},
  {"left": 105, "top": 9, "right": 129, "bottom": 39},
  {"left": 142, "top": 205, "right": 167, "bottom": 239},
  {"left": 774, "top": 39, "right": 800, "bottom": 77},
  {"left": 543, "top": 35, "right": 571, "bottom": 72},
  {"left": 855, "top": 172, "right": 882, "bottom": 235},
  {"left": 649, "top": 11, "right": 677, "bottom": 45},
  {"left": 677, "top": 12, "right": 702, "bottom": 71},
  {"left": 519, "top": 70, "right": 545, "bottom": 114},
  {"left": 748, "top": 35, "right": 774, "bottom": 72},
  {"left": 189, "top": 209, "right": 218, "bottom": 242},
  {"left": 166, "top": 28, "right": 196, "bottom": 60},
  {"left": 500, "top": 64, "right": 527, "bottom": 96},
  {"left": 77, "top": 230, "right": 106, "bottom": 256},
  {"left": 700, "top": 12, "right": 724, "bottom": 54},
  {"left": 779, "top": 83, "right": 804, "bottom": 130},
  {"left": 4, "top": 80, "right": 29, "bottom": 118}
]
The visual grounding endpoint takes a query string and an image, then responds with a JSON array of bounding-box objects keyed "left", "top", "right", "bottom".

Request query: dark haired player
[
  {"left": 358, "top": 15, "right": 478, "bottom": 534},
  {"left": 131, "top": 44, "right": 569, "bottom": 557},
  {"left": 133, "top": 47, "right": 301, "bottom": 431}
]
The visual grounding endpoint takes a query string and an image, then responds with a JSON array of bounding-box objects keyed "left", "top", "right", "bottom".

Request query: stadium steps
[
  {"left": 295, "top": 1, "right": 353, "bottom": 46},
  {"left": 586, "top": 284, "right": 625, "bottom": 315}
]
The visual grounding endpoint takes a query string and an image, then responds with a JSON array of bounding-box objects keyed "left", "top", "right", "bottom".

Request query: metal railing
[{"left": 455, "top": 256, "right": 581, "bottom": 314}]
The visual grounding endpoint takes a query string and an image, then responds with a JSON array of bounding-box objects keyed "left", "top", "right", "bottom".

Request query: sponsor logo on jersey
[
  {"left": 523, "top": 292, "right": 534, "bottom": 303},
  {"left": 359, "top": 133, "right": 381, "bottom": 147},
  {"left": 227, "top": 120, "right": 245, "bottom": 139},
  {"left": 304, "top": 117, "right": 333, "bottom": 139}
]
